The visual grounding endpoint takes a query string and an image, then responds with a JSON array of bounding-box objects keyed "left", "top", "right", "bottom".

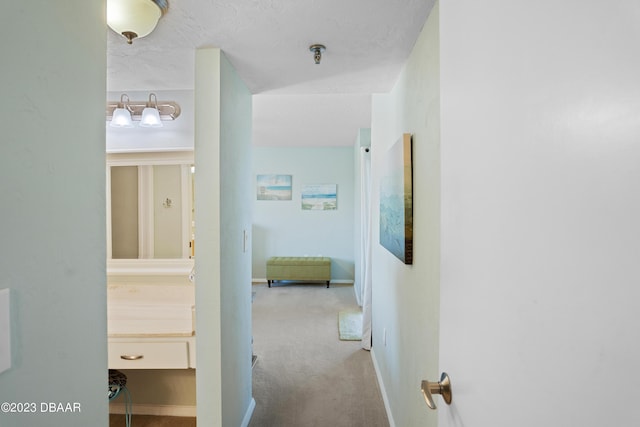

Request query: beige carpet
[{"left": 249, "top": 282, "right": 389, "bottom": 427}]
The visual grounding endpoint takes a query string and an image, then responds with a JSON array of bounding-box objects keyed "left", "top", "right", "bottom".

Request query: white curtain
[{"left": 360, "top": 147, "right": 372, "bottom": 350}]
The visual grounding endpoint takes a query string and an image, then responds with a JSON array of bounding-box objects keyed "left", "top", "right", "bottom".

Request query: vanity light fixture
[
  {"left": 107, "top": 0, "right": 169, "bottom": 45},
  {"left": 309, "top": 44, "right": 326, "bottom": 65},
  {"left": 107, "top": 93, "right": 181, "bottom": 127}
]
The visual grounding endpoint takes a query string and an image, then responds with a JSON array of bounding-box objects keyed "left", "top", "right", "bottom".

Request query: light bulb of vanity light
[
  {"left": 110, "top": 107, "right": 134, "bottom": 128},
  {"left": 139, "top": 93, "right": 163, "bottom": 127},
  {"left": 139, "top": 107, "right": 162, "bottom": 127},
  {"left": 110, "top": 94, "right": 134, "bottom": 127}
]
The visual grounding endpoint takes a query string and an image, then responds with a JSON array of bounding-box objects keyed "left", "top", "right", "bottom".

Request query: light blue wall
[
  {"left": 370, "top": 4, "right": 440, "bottom": 426},
  {"left": 219, "top": 52, "right": 254, "bottom": 427},
  {"left": 0, "top": 2, "right": 107, "bottom": 426},
  {"left": 252, "top": 147, "right": 355, "bottom": 281},
  {"left": 195, "top": 48, "right": 255, "bottom": 426}
]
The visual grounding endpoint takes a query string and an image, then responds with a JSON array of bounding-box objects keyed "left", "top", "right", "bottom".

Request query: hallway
[{"left": 249, "top": 283, "right": 388, "bottom": 427}]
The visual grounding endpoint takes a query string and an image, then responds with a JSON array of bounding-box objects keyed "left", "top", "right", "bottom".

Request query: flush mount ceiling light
[
  {"left": 107, "top": 93, "right": 180, "bottom": 127},
  {"left": 107, "top": 0, "right": 169, "bottom": 44},
  {"left": 309, "top": 44, "right": 326, "bottom": 65}
]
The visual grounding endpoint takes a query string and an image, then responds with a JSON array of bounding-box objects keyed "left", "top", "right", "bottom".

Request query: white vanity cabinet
[
  {"left": 106, "top": 151, "right": 196, "bottom": 370},
  {"left": 107, "top": 282, "right": 196, "bottom": 369}
]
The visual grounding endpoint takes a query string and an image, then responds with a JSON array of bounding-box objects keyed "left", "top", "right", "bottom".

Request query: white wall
[
  {"left": 195, "top": 48, "right": 255, "bottom": 427},
  {"left": 0, "top": 2, "right": 108, "bottom": 426},
  {"left": 252, "top": 147, "right": 355, "bottom": 281},
  {"left": 370, "top": 4, "right": 440, "bottom": 426},
  {"left": 439, "top": 1, "right": 640, "bottom": 426}
]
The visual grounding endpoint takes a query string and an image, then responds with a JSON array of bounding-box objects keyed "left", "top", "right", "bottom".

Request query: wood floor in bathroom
[{"left": 109, "top": 414, "right": 196, "bottom": 427}]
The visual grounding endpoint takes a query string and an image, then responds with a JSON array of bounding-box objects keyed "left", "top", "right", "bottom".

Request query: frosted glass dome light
[
  {"left": 110, "top": 108, "right": 134, "bottom": 128},
  {"left": 140, "top": 107, "right": 162, "bottom": 127},
  {"left": 107, "top": 0, "right": 168, "bottom": 44},
  {"left": 109, "top": 94, "right": 134, "bottom": 128},
  {"left": 139, "top": 93, "right": 163, "bottom": 127}
]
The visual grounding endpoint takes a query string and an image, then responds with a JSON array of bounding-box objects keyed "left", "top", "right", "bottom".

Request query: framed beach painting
[
  {"left": 379, "top": 133, "right": 413, "bottom": 264},
  {"left": 256, "top": 174, "right": 292, "bottom": 200},
  {"left": 301, "top": 184, "right": 337, "bottom": 210}
]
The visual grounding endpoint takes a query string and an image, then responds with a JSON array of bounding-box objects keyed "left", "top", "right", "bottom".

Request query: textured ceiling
[{"left": 107, "top": 0, "right": 435, "bottom": 146}]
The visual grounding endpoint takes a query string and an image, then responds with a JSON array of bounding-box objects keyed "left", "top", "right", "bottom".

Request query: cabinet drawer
[{"left": 108, "top": 341, "right": 190, "bottom": 369}]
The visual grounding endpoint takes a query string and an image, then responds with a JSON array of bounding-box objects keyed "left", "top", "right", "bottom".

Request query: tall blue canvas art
[{"left": 379, "top": 134, "right": 413, "bottom": 264}]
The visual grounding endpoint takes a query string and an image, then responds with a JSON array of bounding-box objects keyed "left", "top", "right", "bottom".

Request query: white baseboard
[
  {"left": 252, "top": 278, "right": 354, "bottom": 285},
  {"left": 242, "top": 398, "right": 256, "bottom": 427},
  {"left": 109, "top": 402, "right": 196, "bottom": 417},
  {"left": 371, "top": 348, "right": 396, "bottom": 427}
]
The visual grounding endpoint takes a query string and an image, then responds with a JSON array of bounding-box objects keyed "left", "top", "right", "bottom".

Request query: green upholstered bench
[{"left": 266, "top": 256, "right": 331, "bottom": 288}]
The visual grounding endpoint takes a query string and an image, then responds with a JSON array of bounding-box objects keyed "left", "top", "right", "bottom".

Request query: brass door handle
[{"left": 421, "top": 372, "right": 452, "bottom": 410}]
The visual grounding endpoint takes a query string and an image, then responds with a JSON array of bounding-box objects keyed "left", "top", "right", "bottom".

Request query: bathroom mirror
[{"left": 107, "top": 151, "right": 194, "bottom": 274}]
